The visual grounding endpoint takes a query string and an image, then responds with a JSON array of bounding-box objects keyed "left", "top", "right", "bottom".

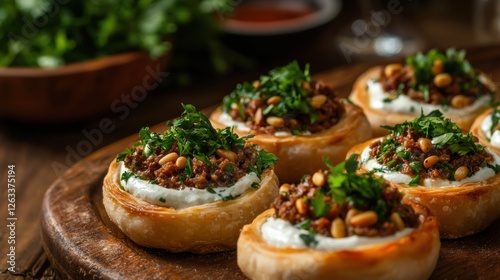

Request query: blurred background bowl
[
  {"left": 0, "top": 51, "right": 170, "bottom": 124},
  {"left": 221, "top": 0, "right": 341, "bottom": 61}
]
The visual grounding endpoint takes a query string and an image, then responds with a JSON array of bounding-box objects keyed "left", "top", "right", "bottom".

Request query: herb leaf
[{"left": 222, "top": 61, "right": 318, "bottom": 122}]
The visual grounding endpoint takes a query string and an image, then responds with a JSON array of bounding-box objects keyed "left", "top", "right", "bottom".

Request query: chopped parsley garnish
[
  {"left": 321, "top": 154, "right": 389, "bottom": 219},
  {"left": 299, "top": 233, "right": 318, "bottom": 247},
  {"left": 121, "top": 171, "right": 135, "bottom": 183},
  {"left": 117, "top": 104, "right": 278, "bottom": 189},
  {"left": 489, "top": 107, "right": 500, "bottom": 135},
  {"left": 159, "top": 197, "right": 166, "bottom": 203},
  {"left": 222, "top": 61, "right": 318, "bottom": 123},
  {"left": 406, "top": 48, "right": 473, "bottom": 87},
  {"left": 381, "top": 110, "right": 484, "bottom": 156},
  {"left": 374, "top": 110, "right": 497, "bottom": 184}
]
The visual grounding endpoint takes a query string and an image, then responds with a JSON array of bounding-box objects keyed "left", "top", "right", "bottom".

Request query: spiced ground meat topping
[
  {"left": 272, "top": 155, "right": 420, "bottom": 240},
  {"left": 117, "top": 104, "right": 277, "bottom": 190},
  {"left": 122, "top": 144, "right": 258, "bottom": 189},
  {"left": 373, "top": 110, "right": 499, "bottom": 185},
  {"left": 222, "top": 61, "right": 345, "bottom": 135},
  {"left": 378, "top": 48, "right": 495, "bottom": 108}
]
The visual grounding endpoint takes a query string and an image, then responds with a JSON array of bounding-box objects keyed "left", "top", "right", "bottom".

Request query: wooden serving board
[
  {"left": 41, "top": 47, "right": 500, "bottom": 279},
  {"left": 40, "top": 117, "right": 500, "bottom": 280}
]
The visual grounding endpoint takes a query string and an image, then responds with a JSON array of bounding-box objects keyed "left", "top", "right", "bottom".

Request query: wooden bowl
[{"left": 0, "top": 51, "right": 170, "bottom": 123}]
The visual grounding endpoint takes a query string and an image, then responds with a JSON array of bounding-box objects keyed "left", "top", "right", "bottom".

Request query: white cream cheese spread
[
  {"left": 360, "top": 145, "right": 500, "bottom": 187},
  {"left": 260, "top": 217, "right": 414, "bottom": 250},
  {"left": 480, "top": 112, "right": 500, "bottom": 147},
  {"left": 119, "top": 162, "right": 259, "bottom": 209},
  {"left": 366, "top": 79, "right": 490, "bottom": 117}
]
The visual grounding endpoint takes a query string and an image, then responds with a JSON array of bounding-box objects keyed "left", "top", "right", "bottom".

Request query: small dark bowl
[{"left": 221, "top": 0, "right": 341, "bottom": 60}]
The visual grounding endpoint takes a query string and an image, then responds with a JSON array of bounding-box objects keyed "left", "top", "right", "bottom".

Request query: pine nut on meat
[
  {"left": 267, "top": 96, "right": 281, "bottom": 105},
  {"left": 423, "top": 155, "right": 440, "bottom": 168},
  {"left": 216, "top": 149, "right": 238, "bottom": 161},
  {"left": 384, "top": 63, "right": 402, "bottom": 77},
  {"left": 418, "top": 138, "right": 433, "bottom": 153},
  {"left": 391, "top": 212, "right": 405, "bottom": 231},
  {"left": 159, "top": 152, "right": 178, "bottom": 165},
  {"left": 454, "top": 166, "right": 469, "bottom": 181},
  {"left": 295, "top": 198, "right": 307, "bottom": 214},
  {"left": 431, "top": 59, "right": 444, "bottom": 75},
  {"left": 311, "top": 94, "right": 327, "bottom": 109},
  {"left": 175, "top": 156, "right": 188, "bottom": 168},
  {"left": 433, "top": 73, "right": 452, "bottom": 88},
  {"left": 266, "top": 116, "right": 284, "bottom": 127},
  {"left": 279, "top": 183, "right": 291, "bottom": 194},
  {"left": 312, "top": 171, "right": 326, "bottom": 187},
  {"left": 345, "top": 208, "right": 361, "bottom": 224},
  {"left": 331, "top": 217, "right": 346, "bottom": 238},
  {"left": 350, "top": 210, "right": 378, "bottom": 227}
]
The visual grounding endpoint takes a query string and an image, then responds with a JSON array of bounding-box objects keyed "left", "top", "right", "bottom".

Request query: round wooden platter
[{"left": 41, "top": 122, "right": 500, "bottom": 280}]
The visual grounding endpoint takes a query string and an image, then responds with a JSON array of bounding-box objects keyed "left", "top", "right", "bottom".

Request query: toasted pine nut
[
  {"left": 331, "top": 217, "right": 346, "bottom": 238},
  {"left": 350, "top": 210, "right": 378, "bottom": 227},
  {"left": 384, "top": 63, "right": 403, "bottom": 77},
  {"left": 267, "top": 96, "right": 281, "bottom": 105},
  {"left": 431, "top": 60, "right": 444, "bottom": 75},
  {"left": 311, "top": 95, "right": 327, "bottom": 109},
  {"left": 266, "top": 116, "right": 284, "bottom": 127},
  {"left": 159, "top": 152, "right": 178, "bottom": 165},
  {"left": 312, "top": 171, "right": 326, "bottom": 187},
  {"left": 216, "top": 149, "right": 238, "bottom": 162},
  {"left": 345, "top": 208, "right": 361, "bottom": 224},
  {"left": 279, "top": 183, "right": 291, "bottom": 194},
  {"left": 450, "top": 95, "right": 472, "bottom": 108},
  {"left": 391, "top": 212, "right": 405, "bottom": 231},
  {"left": 454, "top": 166, "right": 469, "bottom": 181},
  {"left": 302, "top": 81, "right": 311, "bottom": 91},
  {"left": 252, "top": 80, "right": 261, "bottom": 88},
  {"left": 423, "top": 155, "right": 440, "bottom": 168},
  {"left": 254, "top": 107, "right": 263, "bottom": 125},
  {"left": 472, "top": 136, "right": 479, "bottom": 143},
  {"left": 175, "top": 156, "right": 188, "bottom": 169},
  {"left": 433, "top": 73, "right": 452, "bottom": 88},
  {"left": 295, "top": 198, "right": 307, "bottom": 214},
  {"left": 418, "top": 138, "right": 433, "bottom": 153}
]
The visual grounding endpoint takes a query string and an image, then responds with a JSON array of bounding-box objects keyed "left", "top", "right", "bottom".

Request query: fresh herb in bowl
[{"left": 1, "top": 0, "right": 232, "bottom": 68}]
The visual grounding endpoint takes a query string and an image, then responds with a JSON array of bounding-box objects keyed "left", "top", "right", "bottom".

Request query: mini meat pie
[
  {"left": 103, "top": 104, "right": 279, "bottom": 253},
  {"left": 210, "top": 61, "right": 372, "bottom": 183},
  {"left": 348, "top": 110, "right": 500, "bottom": 238},
  {"left": 237, "top": 155, "right": 440, "bottom": 280},
  {"left": 350, "top": 48, "right": 497, "bottom": 136},
  {"left": 470, "top": 107, "right": 500, "bottom": 155}
]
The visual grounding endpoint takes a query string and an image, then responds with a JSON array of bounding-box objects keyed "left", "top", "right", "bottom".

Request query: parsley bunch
[
  {"left": 222, "top": 61, "right": 319, "bottom": 123},
  {"left": 382, "top": 110, "right": 484, "bottom": 156},
  {"left": 313, "top": 155, "right": 390, "bottom": 221},
  {"left": 117, "top": 104, "right": 277, "bottom": 179}
]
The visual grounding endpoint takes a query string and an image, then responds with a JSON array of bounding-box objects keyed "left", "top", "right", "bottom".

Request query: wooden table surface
[{"left": 1, "top": 1, "right": 499, "bottom": 279}]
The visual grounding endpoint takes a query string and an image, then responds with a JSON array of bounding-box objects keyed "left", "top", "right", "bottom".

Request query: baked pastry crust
[
  {"left": 209, "top": 103, "right": 372, "bottom": 183},
  {"left": 237, "top": 208, "right": 440, "bottom": 280},
  {"left": 349, "top": 66, "right": 495, "bottom": 136},
  {"left": 348, "top": 139, "right": 500, "bottom": 239},
  {"left": 470, "top": 108, "right": 500, "bottom": 155},
  {"left": 102, "top": 160, "right": 279, "bottom": 253}
]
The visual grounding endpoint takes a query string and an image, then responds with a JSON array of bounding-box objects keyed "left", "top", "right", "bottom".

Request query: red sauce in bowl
[{"left": 230, "top": 3, "right": 314, "bottom": 23}]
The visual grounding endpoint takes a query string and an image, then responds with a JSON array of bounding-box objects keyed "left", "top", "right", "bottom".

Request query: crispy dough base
[
  {"left": 237, "top": 208, "right": 440, "bottom": 280},
  {"left": 470, "top": 108, "right": 500, "bottom": 155},
  {"left": 209, "top": 103, "right": 372, "bottom": 184},
  {"left": 348, "top": 139, "right": 500, "bottom": 239},
  {"left": 102, "top": 160, "right": 279, "bottom": 253},
  {"left": 349, "top": 66, "right": 495, "bottom": 137}
]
